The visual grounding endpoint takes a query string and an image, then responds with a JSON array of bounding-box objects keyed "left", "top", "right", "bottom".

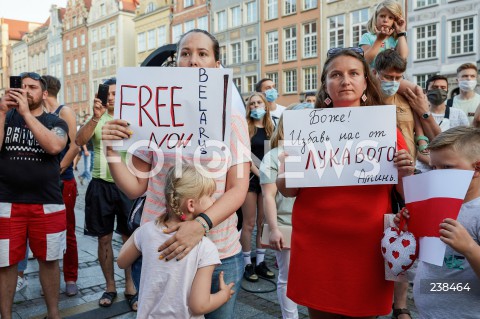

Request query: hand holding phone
[
  {"left": 97, "top": 84, "right": 109, "bottom": 107},
  {"left": 10, "top": 76, "right": 22, "bottom": 89}
]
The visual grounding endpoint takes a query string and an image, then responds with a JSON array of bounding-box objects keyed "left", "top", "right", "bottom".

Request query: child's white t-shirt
[{"left": 134, "top": 221, "right": 221, "bottom": 318}]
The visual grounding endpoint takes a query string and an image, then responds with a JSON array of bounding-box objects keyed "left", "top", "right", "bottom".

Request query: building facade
[
  {"left": 212, "top": 0, "right": 261, "bottom": 100},
  {"left": 171, "top": 0, "right": 209, "bottom": 44},
  {"left": 406, "top": 0, "right": 480, "bottom": 90},
  {"left": 47, "top": 5, "right": 66, "bottom": 103},
  {"left": 25, "top": 20, "right": 49, "bottom": 79},
  {"left": 261, "top": 0, "right": 321, "bottom": 106},
  {"left": 134, "top": 0, "right": 171, "bottom": 66},
  {"left": 87, "top": 0, "right": 137, "bottom": 102}
]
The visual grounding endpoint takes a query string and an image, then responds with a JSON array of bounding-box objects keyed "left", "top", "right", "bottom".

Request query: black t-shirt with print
[{"left": 0, "top": 110, "right": 68, "bottom": 204}]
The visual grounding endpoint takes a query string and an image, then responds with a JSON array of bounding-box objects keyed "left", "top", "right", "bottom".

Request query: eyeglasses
[
  {"left": 19, "top": 72, "right": 48, "bottom": 90},
  {"left": 327, "top": 47, "right": 364, "bottom": 58}
]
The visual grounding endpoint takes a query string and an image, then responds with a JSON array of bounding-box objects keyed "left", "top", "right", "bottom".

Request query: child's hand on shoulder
[
  {"left": 218, "top": 271, "right": 235, "bottom": 303},
  {"left": 440, "top": 218, "right": 476, "bottom": 255}
]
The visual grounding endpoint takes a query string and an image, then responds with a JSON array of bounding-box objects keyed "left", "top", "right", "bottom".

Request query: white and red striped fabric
[{"left": 403, "top": 169, "right": 473, "bottom": 237}]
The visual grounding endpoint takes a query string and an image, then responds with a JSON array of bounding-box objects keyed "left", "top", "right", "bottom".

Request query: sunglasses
[
  {"left": 20, "top": 72, "right": 48, "bottom": 90},
  {"left": 327, "top": 47, "right": 364, "bottom": 58}
]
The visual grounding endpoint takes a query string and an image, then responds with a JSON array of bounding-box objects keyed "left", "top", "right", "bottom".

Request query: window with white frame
[
  {"left": 110, "top": 47, "right": 116, "bottom": 65},
  {"left": 73, "top": 37, "right": 78, "bottom": 48},
  {"left": 303, "top": 66, "right": 317, "bottom": 91},
  {"left": 415, "top": 0, "right": 437, "bottom": 8},
  {"left": 109, "top": 23, "right": 115, "bottom": 37},
  {"left": 74, "top": 59, "right": 78, "bottom": 73},
  {"left": 157, "top": 26, "right": 167, "bottom": 47},
  {"left": 266, "top": 30, "right": 279, "bottom": 63},
  {"left": 284, "top": 69, "right": 297, "bottom": 93},
  {"left": 233, "top": 77, "right": 242, "bottom": 93},
  {"left": 74, "top": 85, "right": 78, "bottom": 102},
  {"left": 172, "top": 24, "right": 182, "bottom": 43},
  {"left": 449, "top": 17, "right": 474, "bottom": 56},
  {"left": 247, "top": 39, "right": 258, "bottom": 61},
  {"left": 49, "top": 44, "right": 55, "bottom": 57},
  {"left": 231, "top": 6, "right": 241, "bottom": 27},
  {"left": 231, "top": 42, "right": 241, "bottom": 64},
  {"left": 92, "top": 53, "right": 98, "bottom": 69},
  {"left": 66, "top": 60, "right": 71, "bottom": 75},
  {"left": 267, "top": 0, "right": 278, "bottom": 20},
  {"left": 100, "top": 3, "right": 106, "bottom": 15},
  {"left": 146, "top": 2, "right": 155, "bottom": 13},
  {"left": 138, "top": 32, "right": 146, "bottom": 52},
  {"left": 184, "top": 0, "right": 194, "bottom": 7},
  {"left": 148, "top": 29, "right": 156, "bottom": 50},
  {"left": 100, "top": 26, "right": 106, "bottom": 40},
  {"left": 415, "top": 73, "right": 437, "bottom": 88},
  {"left": 246, "top": 75, "right": 258, "bottom": 93},
  {"left": 284, "top": 26, "right": 297, "bottom": 61},
  {"left": 303, "top": 21, "right": 317, "bottom": 58},
  {"left": 50, "top": 65, "right": 55, "bottom": 76},
  {"left": 101, "top": 50, "right": 107, "bottom": 67},
  {"left": 92, "top": 29, "right": 98, "bottom": 42},
  {"left": 67, "top": 86, "right": 71, "bottom": 103},
  {"left": 266, "top": 72, "right": 278, "bottom": 88},
  {"left": 81, "top": 56, "right": 86, "bottom": 72},
  {"left": 351, "top": 8, "right": 368, "bottom": 47},
  {"left": 81, "top": 33, "right": 85, "bottom": 46},
  {"left": 82, "top": 83, "right": 87, "bottom": 101},
  {"left": 56, "top": 42, "right": 61, "bottom": 54},
  {"left": 284, "top": 0, "right": 296, "bottom": 15},
  {"left": 246, "top": 1, "right": 257, "bottom": 23},
  {"left": 197, "top": 16, "right": 208, "bottom": 31},
  {"left": 328, "top": 14, "right": 345, "bottom": 49},
  {"left": 415, "top": 24, "right": 437, "bottom": 60},
  {"left": 184, "top": 20, "right": 195, "bottom": 33},
  {"left": 217, "top": 10, "right": 227, "bottom": 31},
  {"left": 220, "top": 46, "right": 227, "bottom": 66},
  {"left": 66, "top": 39, "right": 70, "bottom": 51},
  {"left": 304, "top": 0, "right": 317, "bottom": 10}
]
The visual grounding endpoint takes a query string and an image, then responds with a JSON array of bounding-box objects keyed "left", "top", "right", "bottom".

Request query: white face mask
[{"left": 458, "top": 80, "right": 477, "bottom": 92}]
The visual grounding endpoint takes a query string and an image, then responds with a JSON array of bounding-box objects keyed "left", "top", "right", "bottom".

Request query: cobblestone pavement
[{"left": 11, "top": 160, "right": 417, "bottom": 318}]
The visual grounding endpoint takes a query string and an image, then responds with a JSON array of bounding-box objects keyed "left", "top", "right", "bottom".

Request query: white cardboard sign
[
  {"left": 283, "top": 105, "right": 397, "bottom": 187},
  {"left": 113, "top": 67, "right": 232, "bottom": 155}
]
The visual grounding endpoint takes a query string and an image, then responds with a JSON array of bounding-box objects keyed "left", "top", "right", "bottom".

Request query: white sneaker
[{"left": 16, "top": 276, "right": 27, "bottom": 292}]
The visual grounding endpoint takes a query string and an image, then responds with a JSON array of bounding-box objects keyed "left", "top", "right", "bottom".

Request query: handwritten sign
[
  {"left": 284, "top": 105, "right": 397, "bottom": 187},
  {"left": 113, "top": 67, "right": 232, "bottom": 155}
]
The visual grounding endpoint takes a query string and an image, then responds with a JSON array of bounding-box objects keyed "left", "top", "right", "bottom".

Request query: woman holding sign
[
  {"left": 101, "top": 29, "right": 250, "bottom": 319},
  {"left": 277, "top": 48, "right": 415, "bottom": 318}
]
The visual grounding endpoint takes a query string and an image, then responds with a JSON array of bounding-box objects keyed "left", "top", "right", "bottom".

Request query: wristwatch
[
  {"left": 397, "top": 32, "right": 407, "bottom": 38},
  {"left": 422, "top": 112, "right": 431, "bottom": 119}
]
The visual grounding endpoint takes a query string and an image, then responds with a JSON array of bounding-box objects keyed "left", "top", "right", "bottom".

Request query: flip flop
[
  {"left": 99, "top": 291, "right": 117, "bottom": 307},
  {"left": 125, "top": 293, "right": 138, "bottom": 312}
]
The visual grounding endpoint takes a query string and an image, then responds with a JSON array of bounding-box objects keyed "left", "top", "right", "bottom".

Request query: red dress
[{"left": 287, "top": 130, "right": 407, "bottom": 316}]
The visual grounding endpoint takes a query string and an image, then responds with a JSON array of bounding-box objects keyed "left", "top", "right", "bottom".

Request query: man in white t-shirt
[
  {"left": 452, "top": 62, "right": 480, "bottom": 125},
  {"left": 255, "top": 78, "right": 286, "bottom": 127}
]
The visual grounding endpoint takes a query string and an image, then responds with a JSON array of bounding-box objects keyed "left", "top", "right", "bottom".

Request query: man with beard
[
  {"left": 0, "top": 72, "right": 68, "bottom": 319},
  {"left": 75, "top": 78, "right": 136, "bottom": 309}
]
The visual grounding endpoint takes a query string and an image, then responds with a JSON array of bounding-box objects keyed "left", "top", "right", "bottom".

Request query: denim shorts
[{"left": 206, "top": 251, "right": 244, "bottom": 319}]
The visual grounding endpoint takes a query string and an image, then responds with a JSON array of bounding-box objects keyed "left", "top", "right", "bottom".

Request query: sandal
[
  {"left": 125, "top": 292, "right": 138, "bottom": 312},
  {"left": 99, "top": 291, "right": 117, "bottom": 307},
  {"left": 392, "top": 307, "right": 412, "bottom": 319}
]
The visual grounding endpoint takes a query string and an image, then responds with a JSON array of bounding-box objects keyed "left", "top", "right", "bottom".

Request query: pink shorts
[{"left": 0, "top": 202, "right": 66, "bottom": 267}]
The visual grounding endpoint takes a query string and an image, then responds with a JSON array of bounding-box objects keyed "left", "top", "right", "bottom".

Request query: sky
[{"left": 1, "top": 0, "right": 68, "bottom": 23}]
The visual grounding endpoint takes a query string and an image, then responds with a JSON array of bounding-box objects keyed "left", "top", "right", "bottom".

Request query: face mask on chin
[
  {"left": 458, "top": 80, "right": 477, "bottom": 92},
  {"left": 426, "top": 89, "right": 448, "bottom": 106}
]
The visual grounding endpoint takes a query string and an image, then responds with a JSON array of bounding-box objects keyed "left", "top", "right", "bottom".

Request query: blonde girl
[
  {"left": 360, "top": 0, "right": 408, "bottom": 66},
  {"left": 117, "top": 165, "right": 234, "bottom": 318},
  {"left": 240, "top": 92, "right": 275, "bottom": 282}
]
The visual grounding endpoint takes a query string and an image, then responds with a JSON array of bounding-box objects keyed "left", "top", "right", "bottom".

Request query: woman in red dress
[{"left": 277, "top": 48, "right": 415, "bottom": 319}]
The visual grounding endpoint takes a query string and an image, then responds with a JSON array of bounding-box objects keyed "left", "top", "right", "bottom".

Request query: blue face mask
[
  {"left": 264, "top": 88, "right": 278, "bottom": 102},
  {"left": 380, "top": 80, "right": 400, "bottom": 96},
  {"left": 250, "top": 108, "right": 266, "bottom": 120}
]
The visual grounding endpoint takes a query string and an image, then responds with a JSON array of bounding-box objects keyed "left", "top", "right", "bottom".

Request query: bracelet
[
  {"left": 91, "top": 117, "right": 100, "bottom": 123},
  {"left": 397, "top": 32, "right": 407, "bottom": 38},
  {"left": 195, "top": 217, "right": 209, "bottom": 236},
  {"left": 415, "top": 135, "right": 429, "bottom": 144},
  {"left": 198, "top": 213, "right": 213, "bottom": 230}
]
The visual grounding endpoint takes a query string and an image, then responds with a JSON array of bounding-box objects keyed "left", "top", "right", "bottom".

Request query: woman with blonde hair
[{"left": 240, "top": 92, "right": 275, "bottom": 282}]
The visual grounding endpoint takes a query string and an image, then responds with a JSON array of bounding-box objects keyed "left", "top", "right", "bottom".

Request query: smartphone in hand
[
  {"left": 10, "top": 76, "right": 22, "bottom": 89},
  {"left": 97, "top": 84, "right": 109, "bottom": 106}
]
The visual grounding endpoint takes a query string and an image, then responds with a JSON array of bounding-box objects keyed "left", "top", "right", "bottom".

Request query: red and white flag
[{"left": 403, "top": 169, "right": 473, "bottom": 238}]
